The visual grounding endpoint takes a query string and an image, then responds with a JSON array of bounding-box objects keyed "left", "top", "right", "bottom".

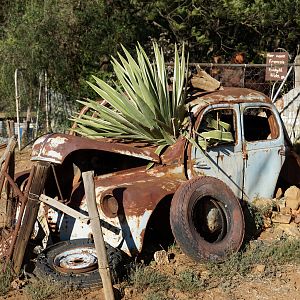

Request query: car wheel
[
  {"left": 35, "top": 239, "right": 124, "bottom": 288},
  {"left": 170, "top": 176, "right": 245, "bottom": 261}
]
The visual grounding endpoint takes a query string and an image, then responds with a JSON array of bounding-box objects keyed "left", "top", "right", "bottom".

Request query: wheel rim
[
  {"left": 53, "top": 246, "right": 98, "bottom": 274},
  {"left": 192, "top": 196, "right": 228, "bottom": 243}
]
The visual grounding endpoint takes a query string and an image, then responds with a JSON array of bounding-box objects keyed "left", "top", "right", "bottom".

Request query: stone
[
  {"left": 11, "top": 279, "right": 26, "bottom": 290},
  {"left": 286, "top": 198, "right": 300, "bottom": 210},
  {"left": 285, "top": 186, "right": 300, "bottom": 199},
  {"left": 252, "top": 264, "right": 265, "bottom": 274},
  {"left": 154, "top": 250, "right": 169, "bottom": 264},
  {"left": 271, "top": 212, "right": 291, "bottom": 224},
  {"left": 275, "top": 223, "right": 300, "bottom": 238},
  {"left": 263, "top": 217, "right": 272, "bottom": 228},
  {"left": 276, "top": 198, "right": 286, "bottom": 211},
  {"left": 275, "top": 188, "right": 283, "bottom": 199},
  {"left": 124, "top": 287, "right": 134, "bottom": 298},
  {"left": 201, "top": 270, "right": 211, "bottom": 280},
  {"left": 280, "top": 207, "right": 291, "bottom": 215},
  {"left": 294, "top": 215, "right": 300, "bottom": 224}
]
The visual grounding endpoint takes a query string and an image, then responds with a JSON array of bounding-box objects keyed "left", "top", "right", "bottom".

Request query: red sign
[{"left": 265, "top": 52, "right": 288, "bottom": 81}]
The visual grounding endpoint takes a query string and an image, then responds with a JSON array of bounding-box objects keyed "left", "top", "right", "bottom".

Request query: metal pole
[
  {"left": 82, "top": 171, "right": 115, "bottom": 300},
  {"left": 45, "top": 71, "right": 49, "bottom": 132},
  {"left": 272, "top": 65, "right": 294, "bottom": 103},
  {"left": 35, "top": 71, "right": 43, "bottom": 138},
  {"left": 14, "top": 69, "right": 21, "bottom": 150}
]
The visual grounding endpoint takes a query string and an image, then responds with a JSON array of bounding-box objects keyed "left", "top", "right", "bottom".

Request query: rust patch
[{"left": 32, "top": 133, "right": 161, "bottom": 164}]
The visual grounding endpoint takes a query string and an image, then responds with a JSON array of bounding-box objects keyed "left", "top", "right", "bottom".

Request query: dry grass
[
  {"left": 24, "top": 277, "right": 65, "bottom": 300},
  {"left": 0, "top": 263, "right": 12, "bottom": 296},
  {"left": 125, "top": 238, "right": 300, "bottom": 299}
]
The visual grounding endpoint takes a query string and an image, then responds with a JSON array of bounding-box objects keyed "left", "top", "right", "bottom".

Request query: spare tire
[
  {"left": 35, "top": 239, "right": 124, "bottom": 288},
  {"left": 170, "top": 176, "right": 245, "bottom": 261}
]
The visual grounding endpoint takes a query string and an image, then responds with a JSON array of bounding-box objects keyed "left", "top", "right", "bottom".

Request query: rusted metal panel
[
  {"left": 55, "top": 165, "right": 186, "bottom": 256},
  {"left": 32, "top": 133, "right": 161, "bottom": 164},
  {"left": 190, "top": 87, "right": 271, "bottom": 116}
]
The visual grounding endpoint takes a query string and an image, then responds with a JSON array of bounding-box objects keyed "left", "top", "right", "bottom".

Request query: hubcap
[{"left": 53, "top": 246, "right": 98, "bottom": 274}]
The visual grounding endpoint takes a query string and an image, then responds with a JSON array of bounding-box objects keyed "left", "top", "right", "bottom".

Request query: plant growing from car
[{"left": 72, "top": 43, "right": 188, "bottom": 146}]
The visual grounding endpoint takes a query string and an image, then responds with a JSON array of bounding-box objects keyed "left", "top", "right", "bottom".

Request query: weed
[
  {"left": 247, "top": 202, "right": 266, "bottom": 230},
  {"left": 129, "top": 264, "right": 170, "bottom": 293},
  {"left": 0, "top": 263, "right": 13, "bottom": 296},
  {"left": 207, "top": 238, "right": 300, "bottom": 280},
  {"left": 175, "top": 270, "right": 206, "bottom": 292},
  {"left": 25, "top": 277, "right": 64, "bottom": 300},
  {"left": 145, "top": 290, "right": 170, "bottom": 300},
  {"left": 168, "top": 243, "right": 181, "bottom": 253}
]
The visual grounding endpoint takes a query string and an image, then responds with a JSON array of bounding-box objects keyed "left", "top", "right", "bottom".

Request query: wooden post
[
  {"left": 82, "top": 171, "right": 115, "bottom": 300},
  {"left": 12, "top": 163, "right": 50, "bottom": 274}
]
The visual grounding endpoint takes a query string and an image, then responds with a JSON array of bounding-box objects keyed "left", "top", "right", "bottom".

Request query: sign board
[{"left": 265, "top": 52, "right": 288, "bottom": 81}]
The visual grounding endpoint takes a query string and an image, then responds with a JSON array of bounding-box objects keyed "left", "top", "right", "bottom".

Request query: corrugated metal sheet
[{"left": 276, "top": 87, "right": 300, "bottom": 143}]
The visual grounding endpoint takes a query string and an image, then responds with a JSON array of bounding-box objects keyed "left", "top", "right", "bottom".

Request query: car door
[
  {"left": 240, "top": 103, "right": 285, "bottom": 201},
  {"left": 190, "top": 104, "right": 244, "bottom": 199}
]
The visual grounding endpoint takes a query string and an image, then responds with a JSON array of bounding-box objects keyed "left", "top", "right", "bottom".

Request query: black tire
[
  {"left": 35, "top": 239, "right": 124, "bottom": 288},
  {"left": 170, "top": 176, "right": 245, "bottom": 262}
]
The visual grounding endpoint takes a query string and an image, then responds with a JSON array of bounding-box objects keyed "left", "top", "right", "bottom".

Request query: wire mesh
[{"left": 197, "top": 64, "right": 295, "bottom": 99}]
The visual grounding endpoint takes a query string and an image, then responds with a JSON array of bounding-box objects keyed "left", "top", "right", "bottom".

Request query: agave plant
[{"left": 71, "top": 43, "right": 189, "bottom": 146}]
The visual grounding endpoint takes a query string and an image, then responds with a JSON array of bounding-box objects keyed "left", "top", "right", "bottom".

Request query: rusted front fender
[{"left": 32, "top": 133, "right": 161, "bottom": 164}]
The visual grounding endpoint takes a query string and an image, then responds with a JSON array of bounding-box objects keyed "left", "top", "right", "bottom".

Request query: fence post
[
  {"left": 82, "top": 171, "right": 115, "bottom": 300},
  {"left": 295, "top": 55, "right": 300, "bottom": 88}
]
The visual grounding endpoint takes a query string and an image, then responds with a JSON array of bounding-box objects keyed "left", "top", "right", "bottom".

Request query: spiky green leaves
[{"left": 71, "top": 43, "right": 188, "bottom": 145}]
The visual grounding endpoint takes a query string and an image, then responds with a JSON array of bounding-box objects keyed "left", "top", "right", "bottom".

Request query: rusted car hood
[{"left": 31, "top": 133, "right": 161, "bottom": 164}]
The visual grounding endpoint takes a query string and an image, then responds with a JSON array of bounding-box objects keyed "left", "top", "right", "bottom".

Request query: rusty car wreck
[{"left": 2, "top": 87, "right": 300, "bottom": 286}]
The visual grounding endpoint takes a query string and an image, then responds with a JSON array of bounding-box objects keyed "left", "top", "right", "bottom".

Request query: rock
[
  {"left": 286, "top": 198, "right": 300, "bottom": 210},
  {"left": 275, "top": 188, "right": 283, "bottom": 199},
  {"left": 280, "top": 207, "right": 291, "bottom": 215},
  {"left": 272, "top": 212, "right": 291, "bottom": 224},
  {"left": 154, "top": 250, "right": 169, "bottom": 264},
  {"left": 294, "top": 215, "right": 300, "bottom": 224},
  {"left": 276, "top": 198, "right": 286, "bottom": 211},
  {"left": 274, "top": 223, "right": 300, "bottom": 238},
  {"left": 264, "top": 217, "right": 272, "bottom": 228},
  {"left": 191, "top": 67, "right": 220, "bottom": 91},
  {"left": 252, "top": 264, "right": 265, "bottom": 274},
  {"left": 285, "top": 185, "right": 300, "bottom": 199},
  {"left": 285, "top": 186, "right": 300, "bottom": 210},
  {"left": 124, "top": 287, "right": 134, "bottom": 299},
  {"left": 11, "top": 279, "right": 26, "bottom": 290},
  {"left": 200, "top": 270, "right": 211, "bottom": 280}
]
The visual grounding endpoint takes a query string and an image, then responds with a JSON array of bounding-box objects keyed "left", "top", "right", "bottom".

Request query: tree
[
  {"left": 0, "top": 0, "right": 152, "bottom": 127},
  {"left": 130, "top": 0, "right": 300, "bottom": 62}
]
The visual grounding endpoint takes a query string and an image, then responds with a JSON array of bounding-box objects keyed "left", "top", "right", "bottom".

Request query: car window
[
  {"left": 243, "top": 107, "right": 279, "bottom": 142},
  {"left": 196, "top": 109, "right": 236, "bottom": 149}
]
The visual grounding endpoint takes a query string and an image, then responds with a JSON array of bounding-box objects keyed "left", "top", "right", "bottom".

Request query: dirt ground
[{"left": 1, "top": 147, "right": 300, "bottom": 300}]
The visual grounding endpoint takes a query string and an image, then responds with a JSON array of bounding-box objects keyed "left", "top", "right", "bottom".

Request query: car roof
[{"left": 189, "top": 87, "right": 272, "bottom": 114}]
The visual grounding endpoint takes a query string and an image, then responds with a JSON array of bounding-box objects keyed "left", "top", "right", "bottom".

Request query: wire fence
[{"left": 191, "top": 63, "right": 298, "bottom": 99}]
